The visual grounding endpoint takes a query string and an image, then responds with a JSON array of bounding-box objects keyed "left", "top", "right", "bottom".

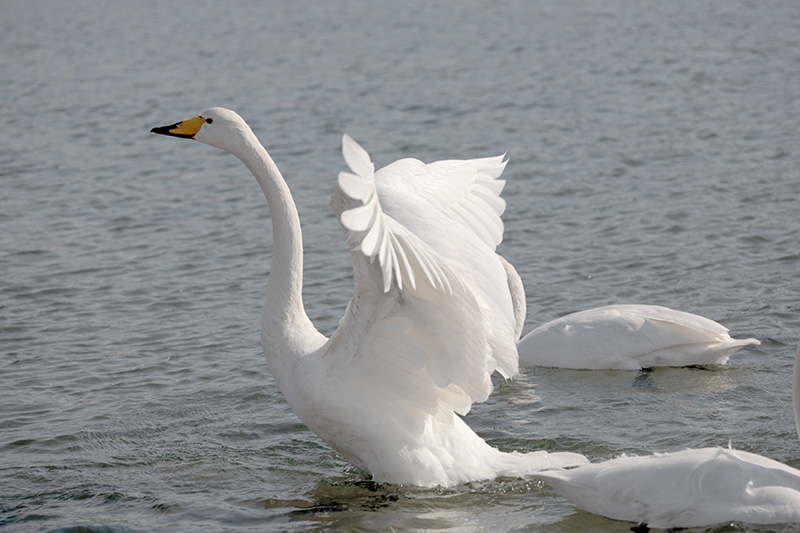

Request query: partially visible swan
[
  {"left": 517, "top": 304, "right": 760, "bottom": 370},
  {"left": 151, "top": 108, "right": 587, "bottom": 487},
  {"left": 532, "top": 342, "right": 800, "bottom": 528}
]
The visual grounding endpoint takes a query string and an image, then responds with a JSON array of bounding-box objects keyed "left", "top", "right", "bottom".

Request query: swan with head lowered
[
  {"left": 531, "top": 342, "right": 800, "bottom": 528},
  {"left": 516, "top": 304, "right": 760, "bottom": 370},
  {"left": 151, "top": 107, "right": 587, "bottom": 487},
  {"left": 497, "top": 256, "right": 760, "bottom": 370}
]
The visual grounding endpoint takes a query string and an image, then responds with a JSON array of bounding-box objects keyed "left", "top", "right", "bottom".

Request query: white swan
[
  {"left": 517, "top": 304, "right": 760, "bottom": 370},
  {"left": 151, "top": 107, "right": 587, "bottom": 487},
  {"left": 532, "top": 342, "right": 800, "bottom": 528}
]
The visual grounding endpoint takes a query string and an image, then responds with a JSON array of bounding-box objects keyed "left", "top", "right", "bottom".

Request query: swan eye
[{"left": 205, "top": 118, "right": 213, "bottom": 124}]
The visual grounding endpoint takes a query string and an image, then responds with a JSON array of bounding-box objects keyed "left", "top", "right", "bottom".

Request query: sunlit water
[{"left": 2, "top": 1, "right": 800, "bottom": 531}]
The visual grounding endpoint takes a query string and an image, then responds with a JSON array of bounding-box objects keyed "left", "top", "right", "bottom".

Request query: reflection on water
[
  {"left": 295, "top": 479, "right": 401, "bottom": 514},
  {"left": 631, "top": 369, "right": 656, "bottom": 389}
]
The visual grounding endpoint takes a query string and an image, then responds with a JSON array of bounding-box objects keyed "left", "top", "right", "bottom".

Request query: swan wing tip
[{"left": 342, "top": 134, "right": 375, "bottom": 178}]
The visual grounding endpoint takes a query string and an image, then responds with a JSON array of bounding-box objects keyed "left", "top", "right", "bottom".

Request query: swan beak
[{"left": 151, "top": 115, "right": 206, "bottom": 139}]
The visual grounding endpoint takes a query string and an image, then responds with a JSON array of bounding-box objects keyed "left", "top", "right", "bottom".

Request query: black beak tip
[{"left": 151, "top": 123, "right": 194, "bottom": 138}]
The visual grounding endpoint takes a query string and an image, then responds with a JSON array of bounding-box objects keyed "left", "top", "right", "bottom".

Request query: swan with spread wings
[{"left": 151, "top": 107, "right": 586, "bottom": 487}]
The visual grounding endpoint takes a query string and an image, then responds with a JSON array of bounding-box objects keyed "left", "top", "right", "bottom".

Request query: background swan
[
  {"left": 532, "top": 342, "right": 800, "bottom": 528},
  {"left": 517, "top": 304, "right": 760, "bottom": 370},
  {"left": 151, "top": 107, "right": 587, "bottom": 487}
]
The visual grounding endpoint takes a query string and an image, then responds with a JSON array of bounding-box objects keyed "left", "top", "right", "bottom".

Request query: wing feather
[
  {"left": 338, "top": 143, "right": 458, "bottom": 294},
  {"left": 329, "top": 135, "right": 518, "bottom": 436},
  {"left": 376, "top": 155, "right": 508, "bottom": 250}
]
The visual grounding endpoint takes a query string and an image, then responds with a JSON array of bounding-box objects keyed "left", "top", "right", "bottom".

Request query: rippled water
[{"left": 2, "top": 1, "right": 800, "bottom": 531}]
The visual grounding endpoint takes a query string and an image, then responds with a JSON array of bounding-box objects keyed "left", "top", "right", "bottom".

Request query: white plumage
[
  {"left": 533, "top": 342, "right": 800, "bottom": 528},
  {"left": 151, "top": 108, "right": 587, "bottom": 487},
  {"left": 517, "top": 304, "right": 760, "bottom": 370}
]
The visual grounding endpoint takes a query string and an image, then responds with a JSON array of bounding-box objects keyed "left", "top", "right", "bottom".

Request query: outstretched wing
[
  {"left": 328, "top": 135, "right": 518, "bottom": 426},
  {"left": 375, "top": 151, "right": 508, "bottom": 250},
  {"left": 336, "top": 135, "right": 457, "bottom": 294}
]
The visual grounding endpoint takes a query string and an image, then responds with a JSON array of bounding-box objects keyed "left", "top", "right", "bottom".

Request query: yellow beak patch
[{"left": 151, "top": 115, "right": 206, "bottom": 139}]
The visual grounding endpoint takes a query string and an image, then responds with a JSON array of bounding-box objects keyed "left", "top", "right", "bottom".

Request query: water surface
[{"left": 2, "top": 1, "right": 800, "bottom": 531}]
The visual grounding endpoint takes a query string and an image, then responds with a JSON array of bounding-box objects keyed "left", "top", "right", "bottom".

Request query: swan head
[{"left": 151, "top": 107, "right": 253, "bottom": 154}]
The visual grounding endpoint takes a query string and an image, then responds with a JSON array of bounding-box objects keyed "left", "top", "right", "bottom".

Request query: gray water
[{"left": 2, "top": 1, "right": 800, "bottom": 531}]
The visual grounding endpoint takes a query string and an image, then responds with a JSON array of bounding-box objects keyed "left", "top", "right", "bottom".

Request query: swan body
[
  {"left": 151, "top": 108, "right": 587, "bottom": 487},
  {"left": 517, "top": 304, "right": 760, "bottom": 370},
  {"left": 533, "top": 343, "right": 800, "bottom": 528},
  {"left": 536, "top": 447, "right": 800, "bottom": 528}
]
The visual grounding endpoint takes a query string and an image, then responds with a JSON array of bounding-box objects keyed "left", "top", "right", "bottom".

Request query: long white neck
[{"left": 231, "top": 132, "right": 323, "bottom": 361}]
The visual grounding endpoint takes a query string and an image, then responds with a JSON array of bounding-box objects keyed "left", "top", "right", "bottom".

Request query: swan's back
[
  {"left": 518, "top": 304, "right": 760, "bottom": 369},
  {"left": 536, "top": 447, "right": 800, "bottom": 528}
]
